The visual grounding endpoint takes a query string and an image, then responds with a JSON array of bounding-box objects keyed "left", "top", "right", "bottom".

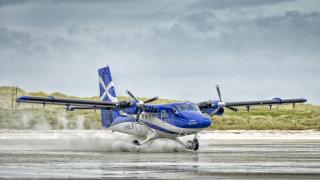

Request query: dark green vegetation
[{"left": 0, "top": 86, "right": 319, "bottom": 130}]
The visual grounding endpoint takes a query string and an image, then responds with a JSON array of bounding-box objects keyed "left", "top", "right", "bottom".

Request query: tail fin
[{"left": 98, "top": 66, "right": 119, "bottom": 128}]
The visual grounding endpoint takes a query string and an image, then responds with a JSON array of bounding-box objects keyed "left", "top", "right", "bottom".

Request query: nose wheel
[
  {"left": 186, "top": 138, "right": 199, "bottom": 151},
  {"left": 176, "top": 134, "right": 200, "bottom": 151}
]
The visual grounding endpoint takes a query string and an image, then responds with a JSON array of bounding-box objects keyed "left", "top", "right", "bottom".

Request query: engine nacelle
[{"left": 213, "top": 107, "right": 224, "bottom": 116}]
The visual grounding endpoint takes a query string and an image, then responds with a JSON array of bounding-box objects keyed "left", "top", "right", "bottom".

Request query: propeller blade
[
  {"left": 216, "top": 85, "right": 222, "bottom": 102},
  {"left": 226, "top": 106, "right": 238, "bottom": 112},
  {"left": 144, "top": 96, "right": 158, "bottom": 104},
  {"left": 126, "top": 90, "right": 139, "bottom": 102}
]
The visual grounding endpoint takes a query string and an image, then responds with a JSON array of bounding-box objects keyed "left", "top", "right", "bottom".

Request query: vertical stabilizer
[{"left": 98, "top": 66, "right": 119, "bottom": 128}]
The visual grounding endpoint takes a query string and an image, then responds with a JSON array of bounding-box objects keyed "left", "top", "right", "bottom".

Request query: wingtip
[{"left": 16, "top": 96, "right": 29, "bottom": 102}]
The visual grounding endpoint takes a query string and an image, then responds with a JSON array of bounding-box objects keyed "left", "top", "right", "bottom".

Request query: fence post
[
  {"left": 15, "top": 87, "right": 18, "bottom": 109},
  {"left": 11, "top": 86, "right": 14, "bottom": 110}
]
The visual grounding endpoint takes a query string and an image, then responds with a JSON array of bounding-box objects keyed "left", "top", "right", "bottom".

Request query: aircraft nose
[
  {"left": 198, "top": 117, "right": 211, "bottom": 128},
  {"left": 181, "top": 112, "right": 212, "bottom": 128}
]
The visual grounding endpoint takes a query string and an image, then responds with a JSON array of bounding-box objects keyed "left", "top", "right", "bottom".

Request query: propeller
[
  {"left": 126, "top": 90, "right": 158, "bottom": 122},
  {"left": 215, "top": 85, "right": 238, "bottom": 112},
  {"left": 216, "top": 85, "right": 222, "bottom": 102}
]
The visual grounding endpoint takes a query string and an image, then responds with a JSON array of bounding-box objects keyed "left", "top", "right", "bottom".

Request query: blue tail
[{"left": 98, "top": 66, "right": 119, "bottom": 128}]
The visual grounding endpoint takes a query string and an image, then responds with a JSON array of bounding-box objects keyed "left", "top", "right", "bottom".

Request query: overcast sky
[{"left": 0, "top": 0, "right": 319, "bottom": 104}]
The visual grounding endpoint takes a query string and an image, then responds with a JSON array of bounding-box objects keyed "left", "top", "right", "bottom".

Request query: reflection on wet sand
[{"left": 0, "top": 130, "right": 320, "bottom": 179}]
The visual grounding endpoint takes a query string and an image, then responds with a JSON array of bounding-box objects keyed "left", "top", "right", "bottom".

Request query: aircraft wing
[
  {"left": 16, "top": 96, "right": 121, "bottom": 110},
  {"left": 225, "top": 98, "right": 307, "bottom": 111},
  {"left": 225, "top": 98, "right": 307, "bottom": 107},
  {"left": 198, "top": 98, "right": 307, "bottom": 113},
  {"left": 198, "top": 86, "right": 307, "bottom": 113}
]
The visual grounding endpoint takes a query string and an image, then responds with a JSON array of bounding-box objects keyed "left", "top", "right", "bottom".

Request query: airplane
[{"left": 16, "top": 66, "right": 307, "bottom": 151}]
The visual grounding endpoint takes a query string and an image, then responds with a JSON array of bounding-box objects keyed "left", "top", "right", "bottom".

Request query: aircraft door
[{"left": 139, "top": 107, "right": 150, "bottom": 135}]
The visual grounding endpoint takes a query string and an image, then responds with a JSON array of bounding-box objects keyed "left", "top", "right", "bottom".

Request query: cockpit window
[{"left": 174, "top": 103, "right": 200, "bottom": 112}]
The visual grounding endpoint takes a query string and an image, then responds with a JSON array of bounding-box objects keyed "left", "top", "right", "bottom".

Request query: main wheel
[{"left": 132, "top": 140, "right": 140, "bottom": 146}]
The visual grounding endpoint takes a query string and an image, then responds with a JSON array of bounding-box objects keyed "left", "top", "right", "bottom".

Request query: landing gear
[
  {"left": 186, "top": 139, "right": 199, "bottom": 151},
  {"left": 176, "top": 134, "right": 200, "bottom": 151},
  {"left": 132, "top": 140, "right": 140, "bottom": 146},
  {"left": 132, "top": 136, "right": 152, "bottom": 146}
]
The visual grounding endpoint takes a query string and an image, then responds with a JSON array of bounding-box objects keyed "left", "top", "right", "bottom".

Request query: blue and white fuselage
[
  {"left": 109, "top": 102, "right": 212, "bottom": 138},
  {"left": 98, "top": 66, "right": 212, "bottom": 142}
]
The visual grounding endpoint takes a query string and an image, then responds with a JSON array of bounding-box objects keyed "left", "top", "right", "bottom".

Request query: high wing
[
  {"left": 16, "top": 96, "right": 131, "bottom": 110},
  {"left": 225, "top": 98, "right": 307, "bottom": 107},
  {"left": 198, "top": 97, "right": 307, "bottom": 113},
  {"left": 198, "top": 85, "right": 307, "bottom": 113},
  {"left": 198, "top": 98, "right": 307, "bottom": 114},
  {"left": 225, "top": 98, "right": 307, "bottom": 111}
]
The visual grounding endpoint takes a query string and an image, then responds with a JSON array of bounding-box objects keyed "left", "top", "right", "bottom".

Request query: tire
[
  {"left": 132, "top": 140, "right": 140, "bottom": 146},
  {"left": 193, "top": 139, "right": 199, "bottom": 151},
  {"left": 186, "top": 139, "right": 199, "bottom": 151}
]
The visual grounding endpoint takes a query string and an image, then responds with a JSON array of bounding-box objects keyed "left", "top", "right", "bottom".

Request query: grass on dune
[{"left": 211, "top": 104, "right": 320, "bottom": 130}]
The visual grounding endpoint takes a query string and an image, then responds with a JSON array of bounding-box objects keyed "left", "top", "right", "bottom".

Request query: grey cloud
[
  {"left": 125, "top": 10, "right": 320, "bottom": 102},
  {"left": 0, "top": 0, "right": 29, "bottom": 7},
  {"left": 0, "top": 0, "right": 185, "bottom": 28},
  {"left": 0, "top": 0, "right": 319, "bottom": 103},
  {"left": 187, "top": 0, "right": 296, "bottom": 10},
  {"left": 0, "top": 26, "right": 34, "bottom": 52},
  {"left": 0, "top": 26, "right": 85, "bottom": 56},
  {"left": 0, "top": 0, "right": 145, "bottom": 7},
  {"left": 144, "top": 10, "right": 320, "bottom": 57}
]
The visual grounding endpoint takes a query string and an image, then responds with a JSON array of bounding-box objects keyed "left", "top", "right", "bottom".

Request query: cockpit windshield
[{"left": 174, "top": 103, "right": 200, "bottom": 112}]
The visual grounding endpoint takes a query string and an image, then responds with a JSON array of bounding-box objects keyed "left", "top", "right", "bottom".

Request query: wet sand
[{"left": 0, "top": 130, "right": 320, "bottom": 179}]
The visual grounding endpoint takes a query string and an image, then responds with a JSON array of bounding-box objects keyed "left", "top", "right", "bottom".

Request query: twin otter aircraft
[{"left": 17, "top": 66, "right": 307, "bottom": 151}]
